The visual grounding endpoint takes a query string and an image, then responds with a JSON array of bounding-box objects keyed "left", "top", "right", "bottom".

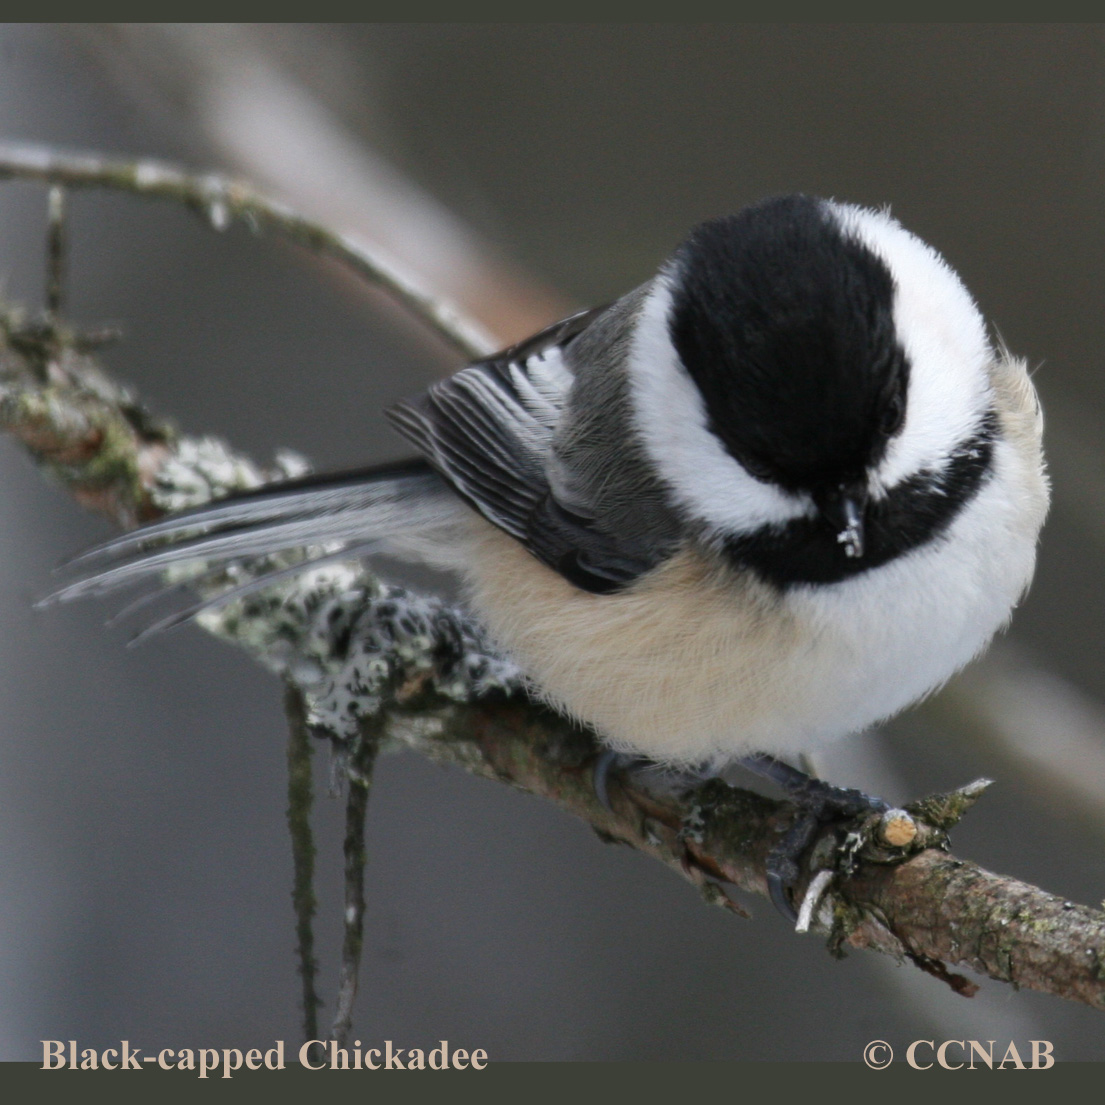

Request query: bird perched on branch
[{"left": 56, "top": 194, "right": 1048, "bottom": 782}]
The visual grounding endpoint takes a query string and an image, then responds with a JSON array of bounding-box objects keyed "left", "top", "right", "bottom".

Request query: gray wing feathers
[
  {"left": 388, "top": 313, "right": 672, "bottom": 594},
  {"left": 387, "top": 362, "right": 550, "bottom": 541}
]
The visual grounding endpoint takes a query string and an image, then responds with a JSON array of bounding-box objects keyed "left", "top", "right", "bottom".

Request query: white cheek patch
[
  {"left": 627, "top": 276, "right": 812, "bottom": 533},
  {"left": 829, "top": 204, "right": 995, "bottom": 492}
]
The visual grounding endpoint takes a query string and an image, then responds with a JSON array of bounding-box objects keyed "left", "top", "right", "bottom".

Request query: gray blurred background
[{"left": 1, "top": 24, "right": 1104, "bottom": 1061}]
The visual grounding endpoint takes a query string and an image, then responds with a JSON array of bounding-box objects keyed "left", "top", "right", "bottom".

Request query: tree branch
[
  {"left": 0, "top": 143, "right": 498, "bottom": 362},
  {"left": 3, "top": 148, "right": 1105, "bottom": 1016}
]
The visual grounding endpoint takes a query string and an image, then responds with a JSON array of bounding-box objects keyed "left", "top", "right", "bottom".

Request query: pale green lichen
[
  {"left": 905, "top": 778, "right": 992, "bottom": 831},
  {"left": 151, "top": 435, "right": 308, "bottom": 513},
  {"left": 680, "top": 804, "right": 707, "bottom": 845},
  {"left": 193, "top": 556, "right": 523, "bottom": 741}
]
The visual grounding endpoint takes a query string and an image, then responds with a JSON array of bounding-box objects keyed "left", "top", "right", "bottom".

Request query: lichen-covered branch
[{"left": 3, "top": 305, "right": 1105, "bottom": 1014}]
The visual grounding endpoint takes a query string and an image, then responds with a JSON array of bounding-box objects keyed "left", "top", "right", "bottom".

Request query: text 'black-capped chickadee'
[{"left": 57, "top": 195, "right": 1049, "bottom": 771}]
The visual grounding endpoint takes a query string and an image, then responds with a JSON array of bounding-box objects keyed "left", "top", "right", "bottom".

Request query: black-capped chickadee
[{"left": 56, "top": 194, "right": 1049, "bottom": 775}]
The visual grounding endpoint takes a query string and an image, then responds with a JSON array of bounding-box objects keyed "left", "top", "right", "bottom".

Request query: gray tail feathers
[{"left": 45, "top": 457, "right": 459, "bottom": 612}]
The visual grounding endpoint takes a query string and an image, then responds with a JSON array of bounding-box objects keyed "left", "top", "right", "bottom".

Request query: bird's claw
[{"left": 742, "top": 754, "right": 890, "bottom": 926}]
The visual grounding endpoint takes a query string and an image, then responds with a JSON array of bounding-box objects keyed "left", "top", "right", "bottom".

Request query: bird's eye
[
  {"left": 741, "top": 455, "right": 774, "bottom": 483},
  {"left": 879, "top": 389, "right": 905, "bottom": 438}
]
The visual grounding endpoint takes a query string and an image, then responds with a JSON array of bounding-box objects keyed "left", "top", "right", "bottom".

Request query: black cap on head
[{"left": 667, "top": 195, "right": 909, "bottom": 496}]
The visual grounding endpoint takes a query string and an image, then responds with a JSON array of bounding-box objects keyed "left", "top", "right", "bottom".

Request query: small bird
[{"left": 57, "top": 195, "right": 1049, "bottom": 782}]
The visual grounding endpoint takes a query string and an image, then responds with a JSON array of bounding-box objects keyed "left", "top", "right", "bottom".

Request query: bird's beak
[{"left": 817, "top": 482, "right": 869, "bottom": 559}]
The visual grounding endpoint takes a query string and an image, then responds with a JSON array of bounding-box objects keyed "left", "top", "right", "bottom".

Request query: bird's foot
[
  {"left": 592, "top": 749, "right": 715, "bottom": 813},
  {"left": 593, "top": 749, "right": 640, "bottom": 813},
  {"left": 594, "top": 750, "right": 972, "bottom": 930},
  {"left": 739, "top": 753, "right": 897, "bottom": 925}
]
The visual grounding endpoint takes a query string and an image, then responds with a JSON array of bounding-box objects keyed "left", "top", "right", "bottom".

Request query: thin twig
[
  {"left": 0, "top": 142, "right": 498, "bottom": 362},
  {"left": 45, "top": 185, "right": 67, "bottom": 320},
  {"left": 284, "top": 683, "right": 322, "bottom": 1044},
  {"left": 332, "top": 720, "right": 383, "bottom": 1046}
]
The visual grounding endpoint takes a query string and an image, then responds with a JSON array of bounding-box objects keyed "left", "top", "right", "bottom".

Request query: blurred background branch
[{"left": 69, "top": 23, "right": 570, "bottom": 345}]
